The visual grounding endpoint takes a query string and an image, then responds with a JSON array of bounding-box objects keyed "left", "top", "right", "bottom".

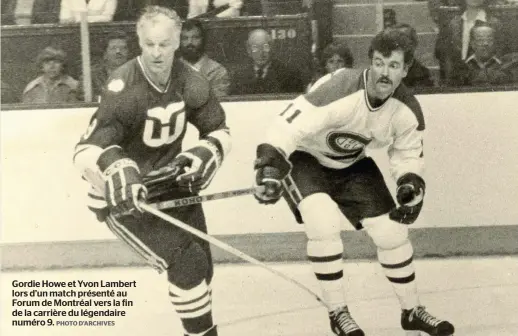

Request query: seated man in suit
[{"left": 230, "top": 28, "right": 305, "bottom": 95}]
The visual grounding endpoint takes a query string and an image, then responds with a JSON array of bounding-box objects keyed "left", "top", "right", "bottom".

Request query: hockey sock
[
  {"left": 169, "top": 279, "right": 214, "bottom": 335},
  {"left": 377, "top": 240, "right": 419, "bottom": 310},
  {"left": 307, "top": 238, "right": 346, "bottom": 311}
]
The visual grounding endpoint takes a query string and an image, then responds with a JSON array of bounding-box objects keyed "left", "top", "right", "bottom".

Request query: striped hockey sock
[
  {"left": 307, "top": 238, "right": 346, "bottom": 311},
  {"left": 169, "top": 280, "right": 215, "bottom": 335},
  {"left": 377, "top": 241, "right": 419, "bottom": 310}
]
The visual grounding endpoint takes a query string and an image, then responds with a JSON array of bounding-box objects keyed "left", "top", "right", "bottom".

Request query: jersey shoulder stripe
[
  {"left": 304, "top": 68, "right": 364, "bottom": 107},
  {"left": 392, "top": 84, "right": 425, "bottom": 131}
]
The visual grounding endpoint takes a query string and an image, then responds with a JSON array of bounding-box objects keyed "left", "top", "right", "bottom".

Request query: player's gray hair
[{"left": 136, "top": 6, "right": 182, "bottom": 37}]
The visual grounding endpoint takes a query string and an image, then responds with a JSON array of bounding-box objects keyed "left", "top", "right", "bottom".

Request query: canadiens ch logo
[{"left": 327, "top": 132, "right": 372, "bottom": 156}]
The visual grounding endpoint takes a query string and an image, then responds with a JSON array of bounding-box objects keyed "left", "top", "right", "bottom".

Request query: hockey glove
[
  {"left": 143, "top": 164, "right": 183, "bottom": 198},
  {"left": 254, "top": 143, "right": 292, "bottom": 204},
  {"left": 167, "top": 140, "right": 222, "bottom": 193},
  {"left": 389, "top": 173, "right": 425, "bottom": 225},
  {"left": 97, "top": 146, "right": 147, "bottom": 218}
]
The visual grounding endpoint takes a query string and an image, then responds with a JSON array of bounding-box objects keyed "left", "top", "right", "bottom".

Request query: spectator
[
  {"left": 187, "top": 0, "right": 243, "bottom": 18},
  {"left": 117, "top": 0, "right": 241, "bottom": 21},
  {"left": 383, "top": 8, "right": 397, "bottom": 28},
  {"left": 450, "top": 21, "right": 514, "bottom": 85},
  {"left": 230, "top": 28, "right": 305, "bottom": 95},
  {"left": 178, "top": 19, "right": 230, "bottom": 97},
  {"left": 428, "top": 0, "right": 462, "bottom": 27},
  {"left": 142, "top": 0, "right": 189, "bottom": 19},
  {"left": 32, "top": 0, "right": 61, "bottom": 24},
  {"left": 307, "top": 41, "right": 354, "bottom": 91},
  {"left": 391, "top": 23, "right": 435, "bottom": 87},
  {"left": 113, "top": 0, "right": 146, "bottom": 21},
  {"left": 113, "top": 0, "right": 190, "bottom": 21},
  {"left": 60, "top": 0, "right": 117, "bottom": 23},
  {"left": 87, "top": 31, "right": 130, "bottom": 100},
  {"left": 22, "top": 47, "right": 79, "bottom": 104},
  {"left": 435, "top": 0, "right": 503, "bottom": 83}
]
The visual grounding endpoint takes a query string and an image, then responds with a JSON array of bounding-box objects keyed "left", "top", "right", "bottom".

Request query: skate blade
[{"left": 404, "top": 332, "right": 454, "bottom": 336}]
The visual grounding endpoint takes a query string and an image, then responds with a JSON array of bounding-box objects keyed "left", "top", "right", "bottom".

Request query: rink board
[{"left": 1, "top": 91, "right": 518, "bottom": 270}]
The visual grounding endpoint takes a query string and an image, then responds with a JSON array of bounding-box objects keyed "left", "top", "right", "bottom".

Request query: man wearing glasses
[{"left": 230, "top": 28, "right": 305, "bottom": 95}]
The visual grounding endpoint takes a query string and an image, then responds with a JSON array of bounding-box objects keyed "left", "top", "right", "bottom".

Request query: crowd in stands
[{"left": 1, "top": 0, "right": 518, "bottom": 106}]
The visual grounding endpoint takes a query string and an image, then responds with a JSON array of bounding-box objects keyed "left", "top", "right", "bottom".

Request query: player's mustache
[{"left": 377, "top": 76, "right": 392, "bottom": 84}]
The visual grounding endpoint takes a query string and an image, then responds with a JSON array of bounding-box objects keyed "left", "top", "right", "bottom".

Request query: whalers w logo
[
  {"left": 326, "top": 132, "right": 371, "bottom": 157},
  {"left": 143, "top": 102, "right": 186, "bottom": 147}
]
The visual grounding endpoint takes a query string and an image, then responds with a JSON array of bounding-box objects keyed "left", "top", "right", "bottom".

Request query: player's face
[
  {"left": 325, "top": 54, "right": 346, "bottom": 74},
  {"left": 368, "top": 50, "right": 408, "bottom": 99},
  {"left": 138, "top": 19, "right": 180, "bottom": 77},
  {"left": 180, "top": 27, "right": 203, "bottom": 63},
  {"left": 105, "top": 39, "right": 129, "bottom": 67}
]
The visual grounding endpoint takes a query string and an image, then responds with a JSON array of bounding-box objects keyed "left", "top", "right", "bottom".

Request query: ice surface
[{"left": 1, "top": 257, "right": 517, "bottom": 335}]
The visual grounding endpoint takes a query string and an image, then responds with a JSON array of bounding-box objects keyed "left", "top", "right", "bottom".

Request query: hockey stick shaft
[
  {"left": 150, "top": 187, "right": 258, "bottom": 210},
  {"left": 139, "top": 202, "right": 327, "bottom": 308}
]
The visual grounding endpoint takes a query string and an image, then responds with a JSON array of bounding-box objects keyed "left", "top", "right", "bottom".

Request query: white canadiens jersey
[{"left": 266, "top": 68, "right": 425, "bottom": 182}]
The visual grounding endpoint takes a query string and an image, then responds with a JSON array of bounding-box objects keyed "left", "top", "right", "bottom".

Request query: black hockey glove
[
  {"left": 254, "top": 143, "right": 292, "bottom": 204},
  {"left": 389, "top": 173, "right": 425, "bottom": 225},
  {"left": 167, "top": 140, "right": 222, "bottom": 193},
  {"left": 97, "top": 146, "right": 147, "bottom": 218},
  {"left": 143, "top": 164, "right": 182, "bottom": 198}
]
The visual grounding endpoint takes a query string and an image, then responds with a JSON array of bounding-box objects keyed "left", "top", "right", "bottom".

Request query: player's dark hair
[
  {"left": 368, "top": 29, "right": 414, "bottom": 66},
  {"left": 389, "top": 23, "right": 418, "bottom": 49},
  {"left": 320, "top": 42, "right": 354, "bottom": 69},
  {"left": 181, "top": 19, "right": 207, "bottom": 50}
]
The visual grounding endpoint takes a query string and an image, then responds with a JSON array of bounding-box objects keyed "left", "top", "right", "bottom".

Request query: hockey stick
[
  {"left": 139, "top": 202, "right": 328, "bottom": 308},
  {"left": 150, "top": 187, "right": 258, "bottom": 210}
]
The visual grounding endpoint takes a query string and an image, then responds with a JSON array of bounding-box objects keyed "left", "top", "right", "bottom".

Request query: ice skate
[
  {"left": 329, "top": 306, "right": 365, "bottom": 336},
  {"left": 401, "top": 306, "right": 454, "bottom": 336}
]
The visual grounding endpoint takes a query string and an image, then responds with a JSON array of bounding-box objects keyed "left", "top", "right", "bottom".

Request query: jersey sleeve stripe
[
  {"left": 73, "top": 144, "right": 104, "bottom": 177},
  {"left": 206, "top": 129, "right": 231, "bottom": 161}
]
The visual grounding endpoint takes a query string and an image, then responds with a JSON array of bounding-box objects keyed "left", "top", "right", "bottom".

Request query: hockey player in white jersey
[{"left": 253, "top": 29, "right": 455, "bottom": 336}]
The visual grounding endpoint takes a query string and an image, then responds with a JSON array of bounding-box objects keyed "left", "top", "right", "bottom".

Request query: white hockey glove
[
  {"left": 254, "top": 143, "right": 292, "bottom": 204},
  {"left": 97, "top": 146, "right": 147, "bottom": 218},
  {"left": 389, "top": 173, "right": 425, "bottom": 225}
]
